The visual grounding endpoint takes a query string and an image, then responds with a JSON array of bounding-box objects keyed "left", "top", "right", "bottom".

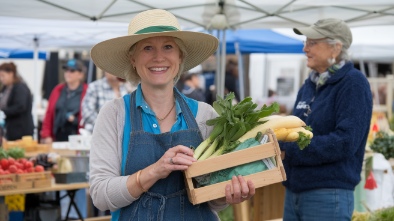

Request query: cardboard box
[{"left": 184, "top": 131, "right": 286, "bottom": 205}]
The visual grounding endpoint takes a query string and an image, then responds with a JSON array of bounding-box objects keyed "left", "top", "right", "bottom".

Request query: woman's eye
[
  {"left": 164, "top": 44, "right": 173, "bottom": 49},
  {"left": 143, "top": 46, "right": 153, "bottom": 51}
]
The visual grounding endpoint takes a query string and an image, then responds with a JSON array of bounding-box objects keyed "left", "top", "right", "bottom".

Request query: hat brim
[
  {"left": 293, "top": 27, "right": 326, "bottom": 39},
  {"left": 91, "top": 31, "right": 218, "bottom": 79}
]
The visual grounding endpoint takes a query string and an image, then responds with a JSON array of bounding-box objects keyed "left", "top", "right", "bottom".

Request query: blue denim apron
[{"left": 119, "top": 90, "right": 217, "bottom": 221}]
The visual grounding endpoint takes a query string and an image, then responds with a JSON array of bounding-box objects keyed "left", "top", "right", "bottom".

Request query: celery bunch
[{"left": 193, "top": 93, "right": 279, "bottom": 160}]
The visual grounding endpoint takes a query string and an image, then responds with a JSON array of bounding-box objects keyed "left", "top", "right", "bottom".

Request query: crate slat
[{"left": 17, "top": 171, "right": 51, "bottom": 182}]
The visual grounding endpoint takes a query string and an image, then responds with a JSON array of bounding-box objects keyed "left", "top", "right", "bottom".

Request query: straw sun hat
[{"left": 91, "top": 9, "right": 219, "bottom": 79}]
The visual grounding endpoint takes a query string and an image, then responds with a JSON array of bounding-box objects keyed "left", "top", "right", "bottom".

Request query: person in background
[
  {"left": 181, "top": 65, "right": 206, "bottom": 102},
  {"left": 225, "top": 59, "right": 240, "bottom": 102},
  {"left": 81, "top": 71, "right": 130, "bottom": 133},
  {"left": 280, "top": 18, "right": 373, "bottom": 221},
  {"left": 40, "top": 59, "right": 88, "bottom": 144},
  {"left": 0, "top": 62, "right": 34, "bottom": 141},
  {"left": 89, "top": 9, "right": 255, "bottom": 221}
]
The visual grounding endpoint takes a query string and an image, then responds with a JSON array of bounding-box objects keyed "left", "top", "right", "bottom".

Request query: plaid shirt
[{"left": 81, "top": 77, "right": 129, "bottom": 132}]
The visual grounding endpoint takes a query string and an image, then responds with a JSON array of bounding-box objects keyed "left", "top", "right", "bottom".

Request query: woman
[
  {"left": 280, "top": 18, "right": 373, "bottom": 220},
  {"left": 0, "top": 62, "right": 34, "bottom": 141},
  {"left": 89, "top": 9, "right": 255, "bottom": 221},
  {"left": 40, "top": 59, "right": 88, "bottom": 143}
]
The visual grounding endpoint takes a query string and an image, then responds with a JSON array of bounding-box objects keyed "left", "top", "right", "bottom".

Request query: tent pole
[
  {"left": 235, "top": 42, "right": 245, "bottom": 101},
  {"left": 33, "top": 37, "right": 40, "bottom": 139},
  {"left": 215, "top": 30, "right": 222, "bottom": 99},
  {"left": 263, "top": 54, "right": 269, "bottom": 98},
  {"left": 87, "top": 58, "right": 94, "bottom": 83},
  {"left": 219, "top": 30, "right": 226, "bottom": 98}
]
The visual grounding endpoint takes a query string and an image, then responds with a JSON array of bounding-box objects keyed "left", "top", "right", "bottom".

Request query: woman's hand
[
  {"left": 153, "top": 145, "right": 196, "bottom": 179},
  {"left": 224, "top": 175, "right": 255, "bottom": 204}
]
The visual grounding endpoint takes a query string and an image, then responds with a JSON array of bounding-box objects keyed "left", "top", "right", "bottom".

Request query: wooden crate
[
  {"left": 17, "top": 171, "right": 51, "bottom": 182},
  {"left": 0, "top": 174, "right": 16, "bottom": 183},
  {"left": 184, "top": 130, "right": 286, "bottom": 205},
  {"left": 33, "top": 178, "right": 52, "bottom": 188},
  {"left": 0, "top": 180, "right": 33, "bottom": 191}
]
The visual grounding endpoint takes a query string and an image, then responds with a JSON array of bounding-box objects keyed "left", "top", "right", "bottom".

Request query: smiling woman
[{"left": 88, "top": 9, "right": 256, "bottom": 221}]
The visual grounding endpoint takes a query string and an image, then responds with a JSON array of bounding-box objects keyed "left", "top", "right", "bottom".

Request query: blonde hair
[{"left": 125, "top": 37, "right": 188, "bottom": 86}]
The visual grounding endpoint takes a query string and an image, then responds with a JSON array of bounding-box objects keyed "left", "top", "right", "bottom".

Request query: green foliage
[
  {"left": 6, "top": 147, "right": 25, "bottom": 159},
  {"left": 0, "top": 148, "right": 8, "bottom": 159},
  {"left": 369, "top": 207, "right": 394, "bottom": 221},
  {"left": 369, "top": 131, "right": 394, "bottom": 160},
  {"left": 297, "top": 132, "right": 312, "bottom": 150},
  {"left": 352, "top": 207, "right": 394, "bottom": 221},
  {"left": 218, "top": 205, "right": 234, "bottom": 221}
]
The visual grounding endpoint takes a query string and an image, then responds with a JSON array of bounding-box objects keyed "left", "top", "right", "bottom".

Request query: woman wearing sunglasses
[{"left": 40, "top": 59, "right": 88, "bottom": 144}]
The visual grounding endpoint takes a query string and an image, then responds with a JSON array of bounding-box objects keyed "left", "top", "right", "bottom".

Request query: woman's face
[
  {"left": 303, "top": 38, "right": 340, "bottom": 73},
  {"left": 131, "top": 36, "right": 181, "bottom": 87},
  {"left": 0, "top": 70, "right": 14, "bottom": 86},
  {"left": 64, "top": 69, "right": 84, "bottom": 85}
]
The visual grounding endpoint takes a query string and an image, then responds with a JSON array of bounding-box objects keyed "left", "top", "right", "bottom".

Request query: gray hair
[
  {"left": 326, "top": 38, "right": 350, "bottom": 61},
  {"left": 125, "top": 37, "right": 188, "bottom": 86}
]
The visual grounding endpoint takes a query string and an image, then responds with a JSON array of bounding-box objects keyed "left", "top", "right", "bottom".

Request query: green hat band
[{"left": 135, "top": 26, "right": 179, "bottom": 34}]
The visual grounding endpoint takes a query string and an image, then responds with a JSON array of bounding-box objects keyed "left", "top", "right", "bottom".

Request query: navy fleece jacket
[{"left": 280, "top": 62, "right": 373, "bottom": 193}]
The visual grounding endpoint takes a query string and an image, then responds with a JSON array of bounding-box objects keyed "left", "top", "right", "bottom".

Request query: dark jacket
[
  {"left": 40, "top": 83, "right": 87, "bottom": 140},
  {"left": 280, "top": 62, "right": 373, "bottom": 193},
  {"left": 1, "top": 82, "right": 34, "bottom": 140}
]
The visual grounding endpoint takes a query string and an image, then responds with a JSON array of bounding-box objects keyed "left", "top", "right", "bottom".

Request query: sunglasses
[{"left": 64, "top": 68, "right": 81, "bottom": 73}]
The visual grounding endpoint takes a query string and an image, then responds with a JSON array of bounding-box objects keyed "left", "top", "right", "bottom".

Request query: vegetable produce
[
  {"left": 56, "top": 157, "right": 73, "bottom": 173},
  {"left": 369, "top": 131, "right": 394, "bottom": 160},
  {"left": 236, "top": 115, "right": 313, "bottom": 150},
  {"left": 6, "top": 147, "right": 25, "bottom": 159},
  {"left": 0, "top": 149, "right": 8, "bottom": 159},
  {"left": 193, "top": 92, "right": 279, "bottom": 160}
]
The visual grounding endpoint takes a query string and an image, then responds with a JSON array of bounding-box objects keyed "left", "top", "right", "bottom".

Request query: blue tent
[
  {"left": 209, "top": 29, "right": 304, "bottom": 99},
  {"left": 0, "top": 48, "right": 48, "bottom": 59},
  {"left": 212, "top": 29, "right": 304, "bottom": 54}
]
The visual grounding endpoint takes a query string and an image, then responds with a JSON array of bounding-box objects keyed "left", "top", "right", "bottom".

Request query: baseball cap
[
  {"left": 62, "top": 59, "right": 86, "bottom": 72},
  {"left": 293, "top": 18, "right": 352, "bottom": 49}
]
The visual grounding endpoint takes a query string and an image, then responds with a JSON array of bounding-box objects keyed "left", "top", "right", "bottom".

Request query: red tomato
[
  {"left": 16, "top": 169, "right": 24, "bottom": 174},
  {"left": 18, "top": 158, "right": 27, "bottom": 165},
  {"left": 26, "top": 167, "right": 35, "bottom": 173},
  {"left": 8, "top": 165, "right": 17, "bottom": 173},
  {"left": 8, "top": 157, "right": 15, "bottom": 165},
  {"left": 15, "top": 162, "right": 24, "bottom": 170},
  {"left": 24, "top": 161, "right": 33, "bottom": 169},
  {"left": 0, "top": 158, "right": 9, "bottom": 170},
  {"left": 35, "top": 165, "right": 45, "bottom": 172},
  {"left": 0, "top": 169, "right": 5, "bottom": 175}
]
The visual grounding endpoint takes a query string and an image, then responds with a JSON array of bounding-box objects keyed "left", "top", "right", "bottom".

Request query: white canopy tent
[
  {"left": 1, "top": 0, "right": 394, "bottom": 29},
  {"left": 1, "top": 0, "right": 394, "bottom": 120}
]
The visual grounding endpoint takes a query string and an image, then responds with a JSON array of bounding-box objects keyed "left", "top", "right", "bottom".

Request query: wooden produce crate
[
  {"left": 17, "top": 171, "right": 52, "bottom": 188},
  {"left": 0, "top": 174, "right": 33, "bottom": 191},
  {"left": 184, "top": 130, "right": 286, "bottom": 205}
]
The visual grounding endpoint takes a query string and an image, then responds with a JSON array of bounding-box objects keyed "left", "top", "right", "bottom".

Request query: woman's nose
[
  {"left": 303, "top": 45, "right": 308, "bottom": 53},
  {"left": 153, "top": 50, "right": 165, "bottom": 62}
]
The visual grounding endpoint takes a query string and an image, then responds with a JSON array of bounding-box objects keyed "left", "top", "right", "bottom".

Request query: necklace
[{"left": 156, "top": 101, "right": 175, "bottom": 121}]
